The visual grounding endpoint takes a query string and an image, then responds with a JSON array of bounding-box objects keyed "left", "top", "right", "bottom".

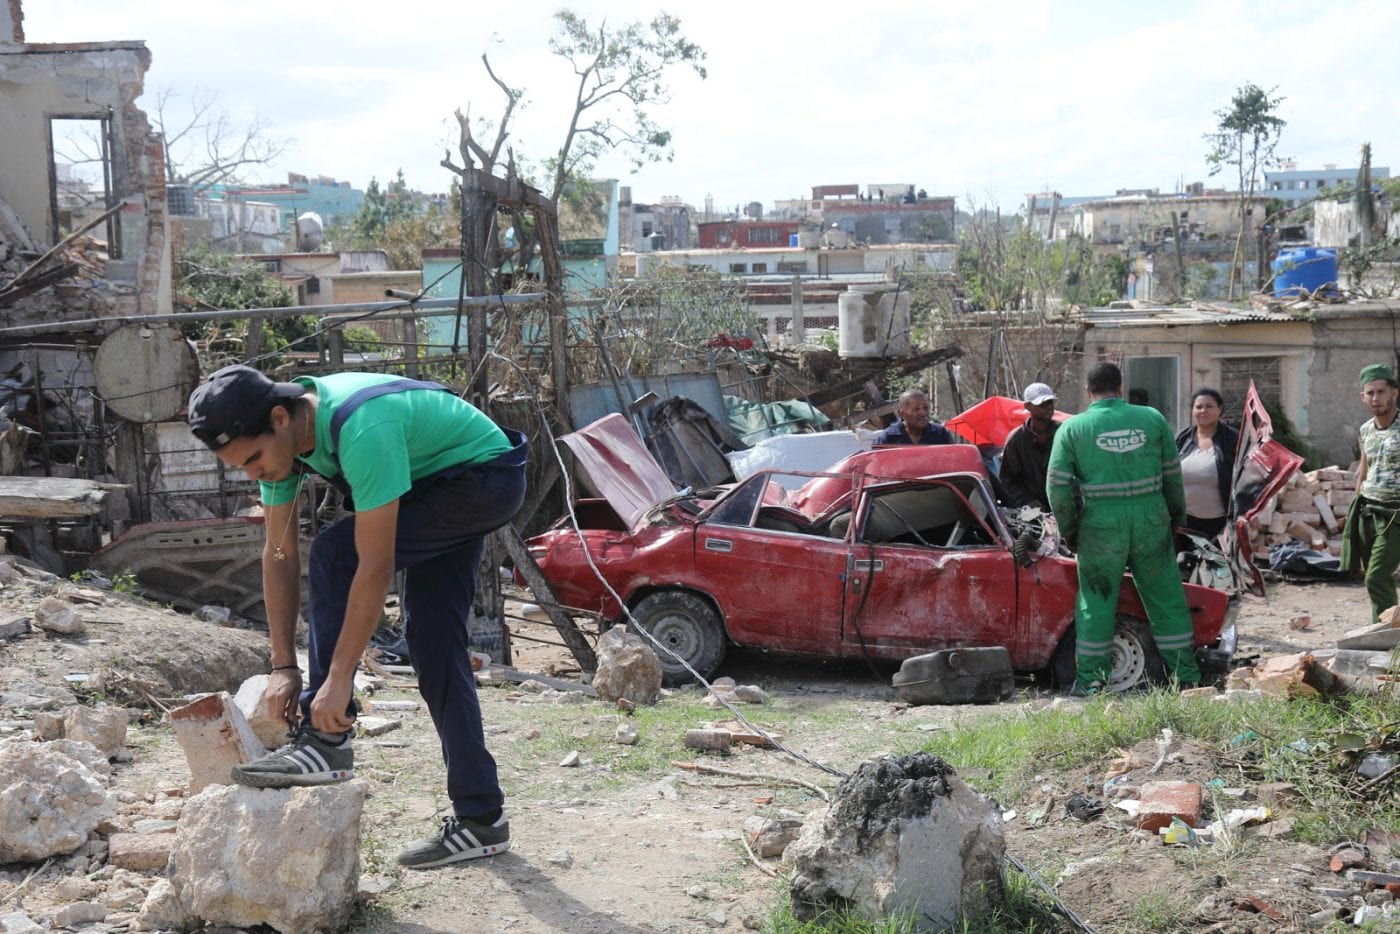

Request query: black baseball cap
[{"left": 186, "top": 365, "right": 305, "bottom": 450}]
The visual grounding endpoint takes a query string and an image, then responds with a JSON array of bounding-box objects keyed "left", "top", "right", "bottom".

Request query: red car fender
[{"left": 1114, "top": 576, "right": 1230, "bottom": 646}]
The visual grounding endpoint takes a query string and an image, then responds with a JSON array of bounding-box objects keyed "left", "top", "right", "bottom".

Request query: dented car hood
[{"left": 560, "top": 413, "right": 679, "bottom": 529}]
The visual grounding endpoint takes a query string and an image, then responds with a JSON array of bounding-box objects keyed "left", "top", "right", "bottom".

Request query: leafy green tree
[
  {"left": 330, "top": 171, "right": 460, "bottom": 269},
  {"left": 1357, "top": 142, "right": 1379, "bottom": 248},
  {"left": 174, "top": 246, "right": 313, "bottom": 367},
  {"left": 545, "top": 11, "right": 708, "bottom": 202},
  {"left": 1204, "top": 83, "right": 1286, "bottom": 300}
]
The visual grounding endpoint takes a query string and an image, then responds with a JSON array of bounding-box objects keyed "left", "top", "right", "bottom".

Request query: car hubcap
[
  {"left": 1108, "top": 631, "right": 1147, "bottom": 691},
  {"left": 649, "top": 613, "right": 698, "bottom": 664}
]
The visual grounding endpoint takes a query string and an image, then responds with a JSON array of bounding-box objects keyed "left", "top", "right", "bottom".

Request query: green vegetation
[
  {"left": 174, "top": 246, "right": 313, "bottom": 367},
  {"left": 921, "top": 687, "right": 1399, "bottom": 844}
]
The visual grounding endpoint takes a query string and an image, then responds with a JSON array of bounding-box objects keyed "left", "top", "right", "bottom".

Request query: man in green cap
[
  {"left": 1047, "top": 362, "right": 1200, "bottom": 694},
  {"left": 1342, "top": 363, "right": 1400, "bottom": 623}
]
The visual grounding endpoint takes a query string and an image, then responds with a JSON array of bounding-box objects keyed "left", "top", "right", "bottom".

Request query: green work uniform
[
  {"left": 1046, "top": 397, "right": 1201, "bottom": 686},
  {"left": 1347, "top": 417, "right": 1400, "bottom": 623}
]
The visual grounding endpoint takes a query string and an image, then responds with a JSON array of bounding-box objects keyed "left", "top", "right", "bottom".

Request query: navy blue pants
[{"left": 300, "top": 440, "right": 526, "bottom": 818}]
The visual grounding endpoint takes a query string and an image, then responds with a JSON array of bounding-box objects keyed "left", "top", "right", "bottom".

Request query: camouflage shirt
[{"left": 1359, "top": 417, "right": 1400, "bottom": 505}]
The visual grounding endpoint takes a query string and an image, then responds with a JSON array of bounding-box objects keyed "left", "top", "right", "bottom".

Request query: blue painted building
[
  {"left": 419, "top": 178, "right": 619, "bottom": 348},
  {"left": 219, "top": 173, "right": 365, "bottom": 228},
  {"left": 1264, "top": 163, "right": 1389, "bottom": 204}
]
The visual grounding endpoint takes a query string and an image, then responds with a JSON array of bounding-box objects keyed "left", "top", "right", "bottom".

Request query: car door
[
  {"left": 840, "top": 478, "right": 1018, "bottom": 656},
  {"left": 691, "top": 473, "right": 850, "bottom": 653}
]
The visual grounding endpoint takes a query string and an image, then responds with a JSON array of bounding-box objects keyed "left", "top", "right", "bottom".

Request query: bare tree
[{"left": 154, "top": 86, "right": 292, "bottom": 190}]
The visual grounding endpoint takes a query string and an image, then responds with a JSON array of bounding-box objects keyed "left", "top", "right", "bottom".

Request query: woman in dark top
[{"left": 1174, "top": 387, "right": 1239, "bottom": 542}]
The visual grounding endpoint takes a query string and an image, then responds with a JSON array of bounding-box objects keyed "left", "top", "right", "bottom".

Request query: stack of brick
[{"left": 1246, "top": 466, "right": 1357, "bottom": 560}]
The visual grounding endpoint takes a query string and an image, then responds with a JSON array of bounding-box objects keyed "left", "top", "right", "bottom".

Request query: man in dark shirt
[
  {"left": 875, "top": 390, "right": 960, "bottom": 445},
  {"left": 1000, "top": 382, "right": 1060, "bottom": 510}
]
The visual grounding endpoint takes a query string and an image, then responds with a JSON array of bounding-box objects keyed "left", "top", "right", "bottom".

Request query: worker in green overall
[{"left": 1046, "top": 362, "right": 1201, "bottom": 694}]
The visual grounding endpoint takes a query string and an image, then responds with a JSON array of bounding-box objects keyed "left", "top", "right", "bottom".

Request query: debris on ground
[{"left": 786, "top": 752, "right": 1004, "bottom": 928}]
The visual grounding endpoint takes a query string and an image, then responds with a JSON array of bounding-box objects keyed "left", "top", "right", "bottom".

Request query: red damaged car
[{"left": 528, "top": 390, "right": 1299, "bottom": 691}]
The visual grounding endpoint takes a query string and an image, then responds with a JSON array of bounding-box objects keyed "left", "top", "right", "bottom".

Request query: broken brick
[
  {"left": 1232, "top": 894, "right": 1286, "bottom": 921},
  {"left": 1330, "top": 847, "right": 1368, "bottom": 873},
  {"left": 107, "top": 832, "right": 173, "bottom": 872},
  {"left": 169, "top": 692, "right": 267, "bottom": 794},
  {"left": 1135, "top": 780, "right": 1203, "bottom": 832}
]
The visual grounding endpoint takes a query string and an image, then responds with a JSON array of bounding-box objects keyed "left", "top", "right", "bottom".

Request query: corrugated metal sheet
[
  {"left": 568, "top": 371, "right": 727, "bottom": 428},
  {"left": 1080, "top": 303, "right": 1296, "bottom": 327}
]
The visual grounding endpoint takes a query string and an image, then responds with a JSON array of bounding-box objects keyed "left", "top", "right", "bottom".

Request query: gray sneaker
[
  {"left": 398, "top": 814, "right": 511, "bottom": 869},
  {"left": 231, "top": 726, "right": 354, "bottom": 788}
]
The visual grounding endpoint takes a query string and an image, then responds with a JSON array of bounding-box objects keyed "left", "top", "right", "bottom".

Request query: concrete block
[
  {"left": 1314, "top": 495, "right": 1339, "bottom": 532},
  {"left": 107, "top": 832, "right": 173, "bottom": 872},
  {"left": 232, "top": 675, "right": 289, "bottom": 751},
  {"left": 169, "top": 693, "right": 267, "bottom": 794},
  {"left": 1135, "top": 780, "right": 1203, "bottom": 832},
  {"left": 167, "top": 783, "right": 365, "bottom": 933},
  {"left": 63, "top": 706, "right": 127, "bottom": 758}
]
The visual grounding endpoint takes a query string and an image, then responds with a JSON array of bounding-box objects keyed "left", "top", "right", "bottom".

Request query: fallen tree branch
[
  {"left": 0, "top": 858, "right": 52, "bottom": 906},
  {"left": 739, "top": 833, "right": 779, "bottom": 878},
  {"left": 1357, "top": 761, "right": 1400, "bottom": 796},
  {"left": 671, "top": 760, "right": 830, "bottom": 801}
]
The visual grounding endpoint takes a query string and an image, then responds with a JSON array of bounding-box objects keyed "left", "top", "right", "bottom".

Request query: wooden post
[{"left": 497, "top": 525, "right": 596, "bottom": 672}]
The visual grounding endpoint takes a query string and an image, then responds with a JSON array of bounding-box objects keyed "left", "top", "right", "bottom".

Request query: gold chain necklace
[{"left": 271, "top": 407, "right": 311, "bottom": 561}]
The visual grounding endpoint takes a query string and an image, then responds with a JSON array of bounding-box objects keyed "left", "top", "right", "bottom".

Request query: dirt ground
[{"left": 0, "top": 561, "right": 1391, "bottom": 933}]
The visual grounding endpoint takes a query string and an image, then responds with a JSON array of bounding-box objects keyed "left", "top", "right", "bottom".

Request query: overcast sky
[{"left": 22, "top": 0, "right": 1400, "bottom": 213}]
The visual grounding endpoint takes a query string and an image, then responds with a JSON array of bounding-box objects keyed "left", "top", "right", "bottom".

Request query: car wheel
[
  {"left": 1051, "top": 616, "right": 1169, "bottom": 692},
  {"left": 629, "top": 591, "right": 727, "bottom": 686}
]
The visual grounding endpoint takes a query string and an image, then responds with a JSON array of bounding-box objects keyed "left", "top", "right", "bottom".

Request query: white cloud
[{"left": 19, "top": 0, "right": 1399, "bottom": 211}]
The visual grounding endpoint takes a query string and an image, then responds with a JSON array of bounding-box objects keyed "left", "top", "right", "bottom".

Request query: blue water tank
[
  {"left": 1272, "top": 247, "right": 1338, "bottom": 298},
  {"left": 788, "top": 233, "right": 800, "bottom": 247}
]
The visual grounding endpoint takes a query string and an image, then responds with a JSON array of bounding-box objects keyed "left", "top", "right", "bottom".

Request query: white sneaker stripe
[
  {"left": 453, "top": 827, "right": 483, "bottom": 849},
  {"left": 291, "top": 747, "right": 328, "bottom": 773}
]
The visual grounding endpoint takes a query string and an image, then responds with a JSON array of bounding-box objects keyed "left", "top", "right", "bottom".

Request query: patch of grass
[
  {"left": 763, "top": 871, "right": 1068, "bottom": 933},
  {"left": 1123, "top": 890, "right": 1195, "bottom": 932},
  {"left": 920, "top": 686, "right": 1400, "bottom": 850}
]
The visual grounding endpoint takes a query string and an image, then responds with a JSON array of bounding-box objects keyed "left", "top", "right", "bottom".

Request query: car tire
[
  {"left": 1051, "top": 615, "right": 1168, "bottom": 693},
  {"left": 629, "top": 591, "right": 727, "bottom": 687}
]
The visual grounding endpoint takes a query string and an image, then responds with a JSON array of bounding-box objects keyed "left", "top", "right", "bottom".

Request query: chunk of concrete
[
  {"left": 167, "top": 783, "right": 366, "bottom": 933},
  {"left": 0, "top": 739, "right": 115, "bottom": 863},
  {"left": 787, "top": 753, "right": 1004, "bottom": 929},
  {"left": 169, "top": 692, "right": 268, "bottom": 794},
  {"left": 52, "top": 902, "right": 106, "bottom": 927},
  {"left": 591, "top": 627, "right": 662, "bottom": 706},
  {"left": 1337, "top": 621, "right": 1400, "bottom": 651},
  {"left": 32, "top": 595, "right": 84, "bottom": 635},
  {"left": 232, "top": 675, "right": 289, "bottom": 751},
  {"left": 132, "top": 879, "right": 190, "bottom": 933},
  {"left": 744, "top": 816, "right": 804, "bottom": 858},
  {"left": 0, "top": 912, "right": 45, "bottom": 934},
  {"left": 108, "top": 832, "right": 175, "bottom": 872},
  {"left": 63, "top": 705, "right": 128, "bottom": 758},
  {"left": 45, "top": 738, "right": 113, "bottom": 780}
]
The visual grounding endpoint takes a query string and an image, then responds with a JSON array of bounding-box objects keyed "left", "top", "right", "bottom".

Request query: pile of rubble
[{"left": 1247, "top": 465, "right": 1357, "bottom": 559}]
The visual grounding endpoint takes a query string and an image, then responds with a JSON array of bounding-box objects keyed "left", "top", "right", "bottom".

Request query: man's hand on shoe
[
  {"left": 266, "top": 668, "right": 302, "bottom": 728},
  {"left": 310, "top": 674, "right": 357, "bottom": 734}
]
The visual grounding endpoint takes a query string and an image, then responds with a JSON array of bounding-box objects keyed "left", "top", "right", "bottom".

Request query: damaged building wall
[{"left": 0, "top": 36, "right": 172, "bottom": 321}]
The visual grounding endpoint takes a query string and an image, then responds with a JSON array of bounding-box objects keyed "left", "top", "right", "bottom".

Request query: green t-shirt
[{"left": 260, "top": 373, "right": 511, "bottom": 511}]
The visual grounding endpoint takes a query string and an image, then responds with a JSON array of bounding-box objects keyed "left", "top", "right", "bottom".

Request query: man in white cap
[{"left": 1000, "top": 381, "right": 1059, "bottom": 510}]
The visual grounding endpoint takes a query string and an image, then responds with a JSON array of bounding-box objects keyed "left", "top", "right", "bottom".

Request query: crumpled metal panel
[{"left": 560, "top": 413, "right": 677, "bottom": 530}]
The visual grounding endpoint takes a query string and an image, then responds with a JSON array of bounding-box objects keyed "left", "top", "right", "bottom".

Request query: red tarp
[{"left": 944, "top": 396, "right": 1070, "bottom": 447}]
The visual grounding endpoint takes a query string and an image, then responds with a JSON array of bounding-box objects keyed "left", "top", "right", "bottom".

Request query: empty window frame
[{"left": 47, "top": 114, "right": 121, "bottom": 256}]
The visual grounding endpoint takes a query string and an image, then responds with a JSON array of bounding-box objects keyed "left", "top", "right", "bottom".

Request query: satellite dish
[{"left": 93, "top": 324, "right": 200, "bottom": 423}]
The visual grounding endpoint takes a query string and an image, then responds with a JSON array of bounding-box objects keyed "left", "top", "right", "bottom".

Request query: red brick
[
  {"left": 107, "top": 832, "right": 173, "bottom": 872},
  {"left": 1135, "top": 780, "right": 1203, "bottom": 832}
]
